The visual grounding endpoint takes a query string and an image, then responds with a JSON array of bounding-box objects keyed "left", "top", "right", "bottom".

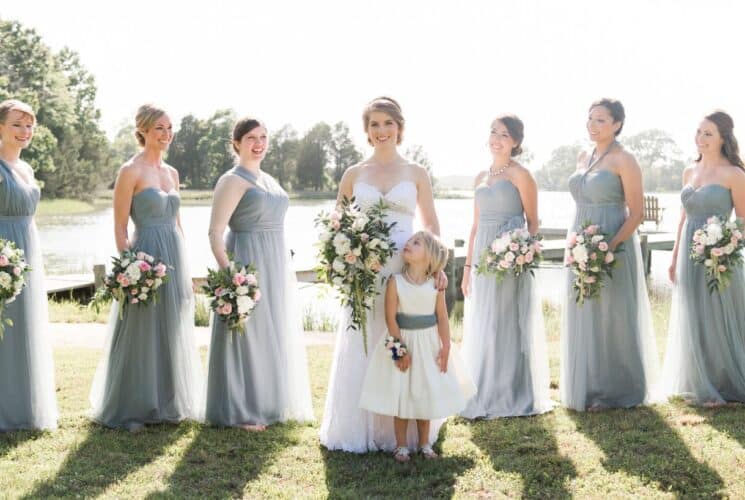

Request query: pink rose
[
  {"left": 145, "top": 279, "right": 154, "bottom": 287},
  {"left": 138, "top": 261, "right": 152, "bottom": 272},
  {"left": 586, "top": 225, "right": 598, "bottom": 235},
  {"left": 232, "top": 273, "right": 247, "bottom": 286},
  {"left": 695, "top": 245, "right": 705, "bottom": 255},
  {"left": 131, "top": 298, "right": 139, "bottom": 304},
  {"left": 12, "top": 266, "right": 21, "bottom": 276},
  {"left": 509, "top": 242, "right": 520, "bottom": 252},
  {"left": 567, "top": 233, "right": 578, "bottom": 247},
  {"left": 253, "top": 289, "right": 261, "bottom": 302},
  {"left": 219, "top": 303, "right": 232, "bottom": 315},
  {"left": 154, "top": 263, "right": 167, "bottom": 278},
  {"left": 598, "top": 241, "right": 609, "bottom": 252},
  {"left": 590, "top": 252, "right": 597, "bottom": 261},
  {"left": 565, "top": 255, "right": 575, "bottom": 265},
  {"left": 515, "top": 255, "right": 526, "bottom": 266},
  {"left": 330, "top": 211, "right": 341, "bottom": 221},
  {"left": 119, "top": 277, "right": 130, "bottom": 287},
  {"left": 331, "top": 220, "right": 341, "bottom": 230},
  {"left": 131, "top": 288, "right": 138, "bottom": 295},
  {"left": 533, "top": 241, "right": 542, "bottom": 252},
  {"left": 585, "top": 276, "right": 596, "bottom": 284},
  {"left": 712, "top": 247, "right": 724, "bottom": 257},
  {"left": 604, "top": 252, "right": 615, "bottom": 264},
  {"left": 718, "top": 265, "right": 727, "bottom": 272},
  {"left": 245, "top": 274, "right": 258, "bottom": 286},
  {"left": 136, "top": 252, "right": 146, "bottom": 260},
  {"left": 360, "top": 233, "right": 370, "bottom": 243},
  {"left": 525, "top": 252, "right": 534, "bottom": 263},
  {"left": 0, "top": 255, "right": 8, "bottom": 266},
  {"left": 344, "top": 253, "right": 357, "bottom": 264}
]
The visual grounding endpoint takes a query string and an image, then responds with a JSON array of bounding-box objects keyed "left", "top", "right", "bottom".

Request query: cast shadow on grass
[
  {"left": 149, "top": 422, "right": 301, "bottom": 499},
  {"left": 469, "top": 414, "right": 578, "bottom": 499},
  {"left": 570, "top": 406, "right": 725, "bottom": 496},
  {"left": 693, "top": 401, "right": 745, "bottom": 449},
  {"left": 0, "top": 429, "right": 45, "bottom": 461},
  {"left": 22, "top": 422, "right": 190, "bottom": 499},
  {"left": 321, "top": 422, "right": 475, "bottom": 499}
]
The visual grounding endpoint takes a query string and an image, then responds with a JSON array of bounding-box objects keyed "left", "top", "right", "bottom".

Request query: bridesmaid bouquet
[
  {"left": 90, "top": 249, "right": 169, "bottom": 319},
  {"left": 690, "top": 216, "right": 745, "bottom": 292},
  {"left": 315, "top": 196, "right": 397, "bottom": 352},
  {"left": 565, "top": 222, "right": 618, "bottom": 305},
  {"left": 0, "top": 239, "right": 31, "bottom": 340},
  {"left": 202, "top": 261, "right": 260, "bottom": 335},
  {"left": 476, "top": 228, "right": 543, "bottom": 282}
]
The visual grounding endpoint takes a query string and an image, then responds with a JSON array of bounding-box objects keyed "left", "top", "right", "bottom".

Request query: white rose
[
  {"left": 369, "top": 238, "right": 381, "bottom": 249},
  {"left": 154, "top": 278, "right": 163, "bottom": 288},
  {"left": 571, "top": 244, "right": 589, "bottom": 264},
  {"left": 332, "top": 259, "right": 346, "bottom": 273},
  {"left": 319, "top": 230, "right": 333, "bottom": 242},
  {"left": 125, "top": 262, "right": 142, "bottom": 281},
  {"left": 351, "top": 216, "right": 368, "bottom": 231},
  {"left": 236, "top": 295, "right": 255, "bottom": 314},
  {"left": 235, "top": 285, "right": 249, "bottom": 296},
  {"left": 705, "top": 259, "right": 714, "bottom": 267},
  {"left": 380, "top": 241, "right": 389, "bottom": 250},
  {"left": 141, "top": 286, "right": 150, "bottom": 293},
  {"left": 725, "top": 221, "right": 737, "bottom": 230},
  {"left": 138, "top": 293, "right": 148, "bottom": 300},
  {"left": 724, "top": 243, "right": 735, "bottom": 255},
  {"left": 504, "top": 251, "right": 515, "bottom": 262},
  {"left": 591, "top": 235, "right": 604, "bottom": 243},
  {"left": 0, "top": 272, "right": 11, "bottom": 289},
  {"left": 705, "top": 223, "right": 723, "bottom": 245},
  {"left": 332, "top": 276, "right": 344, "bottom": 286},
  {"left": 352, "top": 247, "right": 362, "bottom": 256},
  {"left": 2, "top": 247, "right": 13, "bottom": 258}
]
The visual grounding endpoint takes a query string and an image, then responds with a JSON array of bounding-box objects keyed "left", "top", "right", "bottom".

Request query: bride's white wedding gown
[{"left": 319, "top": 180, "right": 443, "bottom": 452}]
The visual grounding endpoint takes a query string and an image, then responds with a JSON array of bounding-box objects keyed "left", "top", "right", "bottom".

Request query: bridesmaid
[
  {"left": 662, "top": 110, "right": 745, "bottom": 405},
  {"left": 561, "top": 98, "right": 658, "bottom": 411},
  {"left": 205, "top": 116, "right": 313, "bottom": 429},
  {"left": 460, "top": 115, "right": 553, "bottom": 418},
  {"left": 0, "top": 99, "right": 58, "bottom": 431},
  {"left": 89, "top": 104, "right": 204, "bottom": 431}
]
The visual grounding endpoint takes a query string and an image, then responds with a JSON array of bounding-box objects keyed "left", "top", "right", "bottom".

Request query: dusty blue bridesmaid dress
[
  {"left": 561, "top": 169, "right": 659, "bottom": 410},
  {"left": 0, "top": 159, "right": 57, "bottom": 431},
  {"left": 205, "top": 168, "right": 313, "bottom": 426},
  {"left": 461, "top": 180, "right": 553, "bottom": 418},
  {"left": 89, "top": 188, "right": 204, "bottom": 429}
]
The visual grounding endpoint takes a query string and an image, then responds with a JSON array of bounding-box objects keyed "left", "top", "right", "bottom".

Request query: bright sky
[{"left": 3, "top": 0, "right": 744, "bottom": 176}]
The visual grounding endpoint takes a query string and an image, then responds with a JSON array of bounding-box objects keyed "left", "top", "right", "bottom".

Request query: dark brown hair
[
  {"left": 362, "top": 96, "right": 405, "bottom": 146},
  {"left": 697, "top": 110, "right": 744, "bottom": 169},
  {"left": 493, "top": 114, "right": 524, "bottom": 156},
  {"left": 589, "top": 98, "right": 625, "bottom": 136},
  {"left": 231, "top": 117, "right": 265, "bottom": 154}
]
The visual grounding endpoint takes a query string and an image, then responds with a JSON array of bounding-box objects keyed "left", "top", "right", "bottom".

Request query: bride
[{"left": 320, "top": 96, "right": 446, "bottom": 453}]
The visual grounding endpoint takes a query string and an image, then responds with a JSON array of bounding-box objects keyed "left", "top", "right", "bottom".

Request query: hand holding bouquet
[
  {"left": 202, "top": 260, "right": 260, "bottom": 335},
  {"left": 690, "top": 216, "right": 745, "bottom": 292},
  {"left": 0, "top": 239, "right": 31, "bottom": 340},
  {"left": 565, "top": 222, "right": 618, "bottom": 305},
  {"left": 315, "top": 196, "right": 397, "bottom": 352},
  {"left": 476, "top": 228, "right": 543, "bottom": 282},
  {"left": 90, "top": 249, "right": 168, "bottom": 318}
]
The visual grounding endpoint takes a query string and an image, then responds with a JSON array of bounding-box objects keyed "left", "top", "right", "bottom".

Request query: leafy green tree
[
  {"left": 534, "top": 143, "right": 583, "bottom": 191},
  {"left": 623, "top": 129, "right": 686, "bottom": 191},
  {"left": 263, "top": 124, "right": 299, "bottom": 189},
  {"left": 296, "top": 122, "right": 332, "bottom": 191},
  {"left": 329, "top": 122, "right": 362, "bottom": 187}
]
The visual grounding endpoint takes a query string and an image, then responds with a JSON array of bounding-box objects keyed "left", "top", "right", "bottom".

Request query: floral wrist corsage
[{"left": 385, "top": 335, "right": 408, "bottom": 360}]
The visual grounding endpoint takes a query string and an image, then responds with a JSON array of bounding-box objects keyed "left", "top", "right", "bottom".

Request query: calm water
[{"left": 37, "top": 191, "right": 683, "bottom": 297}]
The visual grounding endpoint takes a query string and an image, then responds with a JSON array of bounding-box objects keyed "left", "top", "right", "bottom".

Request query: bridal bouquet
[
  {"left": 690, "top": 215, "right": 745, "bottom": 292},
  {"left": 0, "top": 239, "right": 31, "bottom": 340},
  {"left": 202, "top": 260, "right": 261, "bottom": 335},
  {"left": 90, "top": 249, "right": 168, "bottom": 318},
  {"left": 476, "top": 228, "right": 543, "bottom": 282},
  {"left": 565, "top": 222, "right": 618, "bottom": 305},
  {"left": 315, "top": 196, "right": 397, "bottom": 352}
]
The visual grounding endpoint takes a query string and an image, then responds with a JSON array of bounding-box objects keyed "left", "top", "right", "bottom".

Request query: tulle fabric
[
  {"left": 561, "top": 170, "right": 659, "bottom": 411},
  {"left": 661, "top": 185, "right": 745, "bottom": 404},
  {"left": 320, "top": 181, "right": 444, "bottom": 452},
  {"left": 461, "top": 214, "right": 554, "bottom": 418},
  {"left": 89, "top": 190, "right": 204, "bottom": 428},
  {"left": 360, "top": 276, "right": 476, "bottom": 420},
  {"left": 0, "top": 159, "right": 57, "bottom": 432}
]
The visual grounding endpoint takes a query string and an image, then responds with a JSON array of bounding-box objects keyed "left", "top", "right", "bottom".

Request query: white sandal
[
  {"left": 393, "top": 446, "right": 410, "bottom": 463},
  {"left": 420, "top": 444, "right": 438, "bottom": 459}
]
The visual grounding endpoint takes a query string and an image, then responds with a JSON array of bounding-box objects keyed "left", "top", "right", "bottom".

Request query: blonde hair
[
  {"left": 0, "top": 99, "right": 36, "bottom": 125},
  {"left": 362, "top": 96, "right": 405, "bottom": 146},
  {"left": 135, "top": 103, "right": 167, "bottom": 147},
  {"left": 404, "top": 230, "right": 449, "bottom": 276}
]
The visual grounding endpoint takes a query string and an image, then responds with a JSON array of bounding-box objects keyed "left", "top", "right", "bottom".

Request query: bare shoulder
[
  {"left": 473, "top": 170, "right": 489, "bottom": 188},
  {"left": 408, "top": 162, "right": 429, "bottom": 180},
  {"left": 725, "top": 164, "right": 745, "bottom": 187},
  {"left": 681, "top": 164, "right": 697, "bottom": 184},
  {"left": 577, "top": 149, "right": 589, "bottom": 163},
  {"left": 340, "top": 162, "right": 365, "bottom": 184},
  {"left": 613, "top": 148, "right": 641, "bottom": 173},
  {"left": 510, "top": 162, "right": 535, "bottom": 181},
  {"left": 118, "top": 158, "right": 141, "bottom": 180}
]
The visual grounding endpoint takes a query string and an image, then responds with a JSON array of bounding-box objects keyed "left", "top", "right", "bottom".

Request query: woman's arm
[
  {"left": 208, "top": 175, "right": 249, "bottom": 269},
  {"left": 730, "top": 168, "right": 745, "bottom": 218},
  {"left": 385, "top": 277, "right": 410, "bottom": 372},
  {"left": 171, "top": 167, "right": 185, "bottom": 236},
  {"left": 461, "top": 172, "right": 485, "bottom": 298},
  {"left": 336, "top": 164, "right": 359, "bottom": 205},
  {"left": 112, "top": 165, "right": 138, "bottom": 253},
  {"left": 415, "top": 165, "right": 440, "bottom": 236},
  {"left": 668, "top": 167, "right": 693, "bottom": 283},
  {"left": 514, "top": 167, "right": 540, "bottom": 235},
  {"left": 435, "top": 291, "right": 450, "bottom": 373},
  {"left": 609, "top": 153, "right": 644, "bottom": 250}
]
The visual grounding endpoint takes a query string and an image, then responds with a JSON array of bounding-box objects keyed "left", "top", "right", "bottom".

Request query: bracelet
[{"left": 385, "top": 335, "right": 408, "bottom": 360}]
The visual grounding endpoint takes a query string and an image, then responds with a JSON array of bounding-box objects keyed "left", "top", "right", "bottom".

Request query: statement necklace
[{"left": 489, "top": 159, "right": 512, "bottom": 177}]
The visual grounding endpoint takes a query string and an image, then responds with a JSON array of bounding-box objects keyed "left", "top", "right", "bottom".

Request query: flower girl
[{"left": 359, "top": 231, "right": 475, "bottom": 462}]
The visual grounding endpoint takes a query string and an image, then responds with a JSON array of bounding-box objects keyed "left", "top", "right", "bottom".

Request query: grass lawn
[
  {"left": 2, "top": 326, "right": 745, "bottom": 498},
  {"left": 36, "top": 199, "right": 100, "bottom": 216}
]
